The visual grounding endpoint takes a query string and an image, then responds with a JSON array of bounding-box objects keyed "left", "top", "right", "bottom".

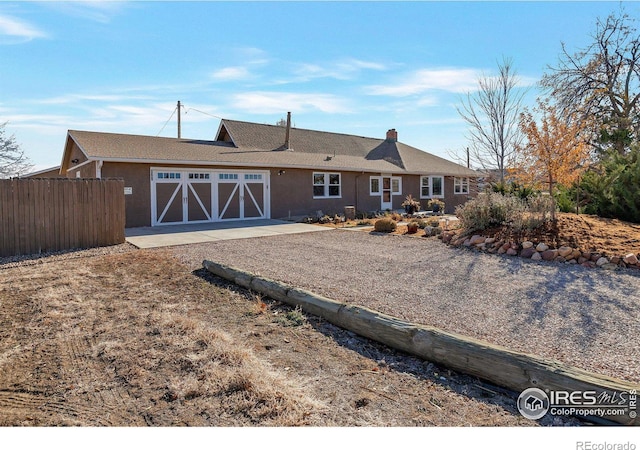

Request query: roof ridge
[{"left": 222, "top": 118, "right": 382, "bottom": 143}]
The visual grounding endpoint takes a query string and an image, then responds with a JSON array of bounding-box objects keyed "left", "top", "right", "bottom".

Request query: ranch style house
[{"left": 57, "top": 116, "right": 479, "bottom": 228}]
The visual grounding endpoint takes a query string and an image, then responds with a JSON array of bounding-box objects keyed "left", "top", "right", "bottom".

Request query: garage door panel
[
  {"left": 218, "top": 183, "right": 240, "bottom": 220},
  {"left": 244, "top": 182, "right": 264, "bottom": 218},
  {"left": 155, "top": 182, "right": 183, "bottom": 224},
  {"left": 187, "top": 182, "right": 212, "bottom": 222}
]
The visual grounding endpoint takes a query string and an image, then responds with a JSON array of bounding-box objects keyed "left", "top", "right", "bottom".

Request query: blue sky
[{"left": 0, "top": 1, "right": 633, "bottom": 171}]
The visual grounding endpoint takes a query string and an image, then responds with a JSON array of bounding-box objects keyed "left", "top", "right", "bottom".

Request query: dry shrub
[
  {"left": 374, "top": 218, "right": 397, "bottom": 233},
  {"left": 455, "top": 192, "right": 554, "bottom": 234}
]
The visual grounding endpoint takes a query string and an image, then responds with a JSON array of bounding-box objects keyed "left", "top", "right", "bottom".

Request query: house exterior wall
[
  {"left": 444, "top": 176, "right": 476, "bottom": 214},
  {"left": 101, "top": 162, "right": 152, "bottom": 228},
  {"left": 270, "top": 169, "right": 389, "bottom": 219},
  {"left": 83, "top": 161, "right": 477, "bottom": 227},
  {"left": 24, "top": 167, "right": 65, "bottom": 178},
  {"left": 65, "top": 142, "right": 89, "bottom": 174}
]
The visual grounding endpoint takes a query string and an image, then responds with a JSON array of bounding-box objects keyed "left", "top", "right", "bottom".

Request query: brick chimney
[
  {"left": 284, "top": 111, "right": 292, "bottom": 149},
  {"left": 386, "top": 128, "right": 397, "bottom": 142}
]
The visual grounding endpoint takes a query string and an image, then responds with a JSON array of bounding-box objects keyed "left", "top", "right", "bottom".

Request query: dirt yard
[
  {"left": 0, "top": 246, "right": 578, "bottom": 427},
  {"left": 4, "top": 211, "right": 635, "bottom": 427}
]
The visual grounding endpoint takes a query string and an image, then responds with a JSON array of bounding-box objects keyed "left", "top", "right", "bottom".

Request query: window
[
  {"left": 370, "top": 177, "right": 380, "bottom": 195},
  {"left": 391, "top": 178, "right": 401, "bottom": 194},
  {"left": 219, "top": 173, "right": 238, "bottom": 180},
  {"left": 454, "top": 177, "right": 470, "bottom": 194},
  {"left": 420, "top": 176, "right": 444, "bottom": 198},
  {"left": 371, "top": 176, "right": 401, "bottom": 197},
  {"left": 244, "top": 174, "right": 262, "bottom": 180},
  {"left": 313, "top": 172, "right": 341, "bottom": 198},
  {"left": 188, "top": 173, "right": 210, "bottom": 179},
  {"left": 157, "top": 172, "right": 181, "bottom": 180}
]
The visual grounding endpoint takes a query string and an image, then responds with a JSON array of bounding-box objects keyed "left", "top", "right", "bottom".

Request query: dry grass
[
  {"left": 0, "top": 251, "right": 319, "bottom": 426},
  {"left": 0, "top": 247, "right": 558, "bottom": 426}
]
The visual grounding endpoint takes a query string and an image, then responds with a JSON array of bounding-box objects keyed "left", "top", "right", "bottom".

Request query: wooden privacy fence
[{"left": 0, "top": 178, "right": 126, "bottom": 257}]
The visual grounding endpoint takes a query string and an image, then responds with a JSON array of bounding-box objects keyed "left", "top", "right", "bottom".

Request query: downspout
[
  {"left": 96, "top": 160, "right": 103, "bottom": 179},
  {"left": 355, "top": 171, "right": 364, "bottom": 215}
]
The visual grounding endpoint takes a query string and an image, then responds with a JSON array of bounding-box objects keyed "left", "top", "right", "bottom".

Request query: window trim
[
  {"left": 370, "top": 176, "right": 381, "bottom": 196},
  {"left": 370, "top": 175, "right": 402, "bottom": 196},
  {"left": 313, "top": 172, "right": 342, "bottom": 199},
  {"left": 420, "top": 175, "right": 444, "bottom": 199},
  {"left": 454, "top": 177, "right": 470, "bottom": 195}
]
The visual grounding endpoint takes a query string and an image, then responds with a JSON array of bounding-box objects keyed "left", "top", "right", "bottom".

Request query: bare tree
[
  {"left": 541, "top": 9, "right": 640, "bottom": 154},
  {"left": 457, "top": 57, "right": 526, "bottom": 184},
  {"left": 0, "top": 123, "right": 33, "bottom": 178}
]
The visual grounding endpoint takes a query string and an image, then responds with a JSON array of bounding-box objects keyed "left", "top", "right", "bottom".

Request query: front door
[{"left": 381, "top": 176, "right": 393, "bottom": 210}]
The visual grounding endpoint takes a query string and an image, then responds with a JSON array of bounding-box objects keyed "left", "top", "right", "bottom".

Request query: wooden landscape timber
[{"left": 202, "top": 259, "right": 640, "bottom": 426}]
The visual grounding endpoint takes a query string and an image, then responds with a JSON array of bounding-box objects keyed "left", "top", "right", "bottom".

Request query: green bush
[
  {"left": 579, "top": 147, "right": 640, "bottom": 223},
  {"left": 554, "top": 184, "right": 577, "bottom": 213},
  {"left": 374, "top": 217, "right": 397, "bottom": 232},
  {"left": 492, "top": 181, "right": 537, "bottom": 200}
]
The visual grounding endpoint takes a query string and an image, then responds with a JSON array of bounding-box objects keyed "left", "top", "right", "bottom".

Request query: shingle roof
[{"left": 64, "top": 119, "right": 478, "bottom": 176}]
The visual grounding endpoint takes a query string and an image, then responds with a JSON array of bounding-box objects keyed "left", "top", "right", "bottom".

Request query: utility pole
[
  {"left": 466, "top": 147, "right": 470, "bottom": 168},
  {"left": 177, "top": 101, "right": 182, "bottom": 139}
]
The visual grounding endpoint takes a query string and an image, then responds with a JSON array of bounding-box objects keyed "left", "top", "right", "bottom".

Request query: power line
[
  {"left": 156, "top": 104, "right": 224, "bottom": 138},
  {"left": 156, "top": 106, "right": 177, "bottom": 137},
  {"left": 184, "top": 107, "right": 224, "bottom": 120}
]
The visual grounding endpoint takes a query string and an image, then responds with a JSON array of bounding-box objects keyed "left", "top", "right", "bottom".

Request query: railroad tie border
[{"left": 202, "top": 259, "right": 639, "bottom": 426}]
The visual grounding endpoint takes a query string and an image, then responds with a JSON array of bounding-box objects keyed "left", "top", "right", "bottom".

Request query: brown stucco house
[{"left": 59, "top": 117, "right": 479, "bottom": 228}]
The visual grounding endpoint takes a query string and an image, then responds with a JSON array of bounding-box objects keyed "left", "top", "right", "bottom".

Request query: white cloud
[
  {"left": 0, "top": 14, "right": 48, "bottom": 42},
  {"left": 339, "top": 58, "right": 387, "bottom": 71},
  {"left": 232, "top": 91, "right": 351, "bottom": 114},
  {"left": 211, "top": 66, "right": 251, "bottom": 81},
  {"left": 44, "top": 1, "right": 127, "bottom": 24},
  {"left": 367, "top": 68, "right": 481, "bottom": 96},
  {"left": 282, "top": 58, "right": 387, "bottom": 83},
  {"left": 35, "top": 93, "right": 153, "bottom": 105}
]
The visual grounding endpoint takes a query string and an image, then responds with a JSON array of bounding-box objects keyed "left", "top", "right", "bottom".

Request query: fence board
[
  {"left": 0, "top": 181, "right": 9, "bottom": 254},
  {"left": 0, "top": 178, "right": 125, "bottom": 257}
]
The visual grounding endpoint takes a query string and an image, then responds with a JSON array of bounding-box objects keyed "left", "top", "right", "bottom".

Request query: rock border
[{"left": 440, "top": 231, "right": 640, "bottom": 272}]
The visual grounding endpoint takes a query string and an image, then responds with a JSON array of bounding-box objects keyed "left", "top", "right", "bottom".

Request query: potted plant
[
  {"left": 401, "top": 194, "right": 421, "bottom": 216},
  {"left": 427, "top": 198, "right": 445, "bottom": 215}
]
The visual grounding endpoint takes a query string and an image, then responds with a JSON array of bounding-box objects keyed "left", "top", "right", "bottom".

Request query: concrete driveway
[{"left": 125, "top": 219, "right": 331, "bottom": 249}]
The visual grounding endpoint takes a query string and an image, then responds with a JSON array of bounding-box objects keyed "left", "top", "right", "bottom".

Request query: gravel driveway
[{"left": 169, "top": 228, "right": 640, "bottom": 383}]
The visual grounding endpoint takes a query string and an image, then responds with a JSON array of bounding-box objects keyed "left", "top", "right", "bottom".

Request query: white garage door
[{"left": 151, "top": 169, "right": 269, "bottom": 226}]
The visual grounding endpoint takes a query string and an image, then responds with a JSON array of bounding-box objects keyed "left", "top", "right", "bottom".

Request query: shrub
[
  {"left": 579, "top": 147, "right": 640, "bottom": 223},
  {"left": 492, "top": 181, "right": 537, "bottom": 200},
  {"left": 554, "top": 184, "right": 577, "bottom": 213},
  {"left": 455, "top": 192, "right": 554, "bottom": 233},
  {"left": 426, "top": 218, "right": 440, "bottom": 227},
  {"left": 412, "top": 219, "right": 428, "bottom": 228},
  {"left": 274, "top": 307, "right": 306, "bottom": 327},
  {"left": 406, "top": 221, "right": 420, "bottom": 234},
  {"left": 374, "top": 217, "right": 397, "bottom": 233},
  {"left": 455, "top": 192, "right": 510, "bottom": 231}
]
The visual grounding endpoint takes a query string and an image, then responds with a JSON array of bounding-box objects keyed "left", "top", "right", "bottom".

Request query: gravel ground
[
  {"left": 169, "top": 228, "right": 640, "bottom": 384},
  {"left": 0, "top": 243, "right": 137, "bottom": 269}
]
